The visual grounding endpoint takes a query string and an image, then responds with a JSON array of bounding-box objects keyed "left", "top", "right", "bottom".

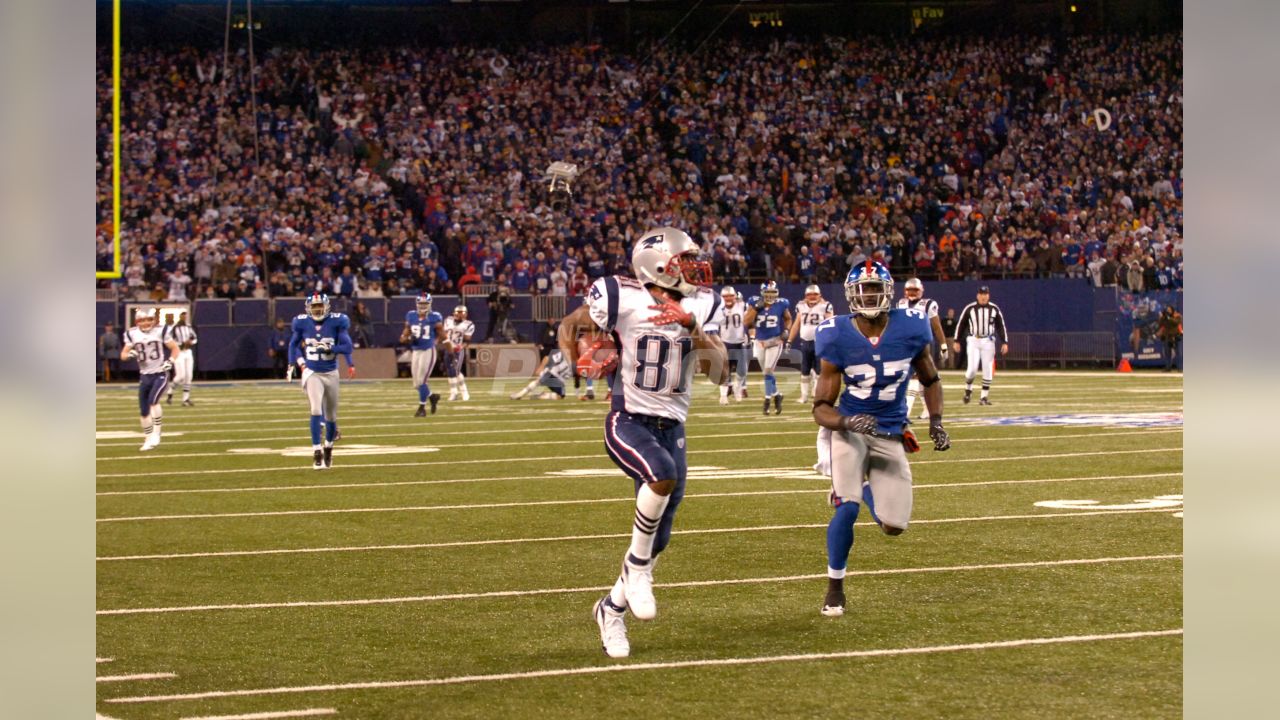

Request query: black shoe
[
  {"left": 773, "top": 395, "right": 783, "bottom": 414},
  {"left": 312, "top": 449, "right": 324, "bottom": 470},
  {"left": 322, "top": 445, "right": 333, "bottom": 468},
  {"left": 821, "top": 579, "right": 845, "bottom": 617},
  {"left": 414, "top": 404, "right": 427, "bottom": 417},
  {"left": 429, "top": 393, "right": 440, "bottom": 414},
  {"left": 182, "top": 399, "right": 193, "bottom": 407},
  {"left": 585, "top": 390, "right": 595, "bottom": 400},
  {"left": 166, "top": 395, "right": 173, "bottom": 405},
  {"left": 763, "top": 398, "right": 771, "bottom": 416},
  {"left": 963, "top": 389, "right": 972, "bottom": 404},
  {"left": 979, "top": 397, "right": 992, "bottom": 406}
]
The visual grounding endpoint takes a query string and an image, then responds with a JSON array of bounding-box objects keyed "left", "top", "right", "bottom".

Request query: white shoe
[
  {"left": 461, "top": 392, "right": 470, "bottom": 401},
  {"left": 593, "top": 597, "right": 630, "bottom": 659},
  {"left": 797, "top": 395, "right": 809, "bottom": 403},
  {"left": 719, "top": 395, "right": 729, "bottom": 405},
  {"left": 448, "top": 393, "right": 458, "bottom": 402},
  {"left": 621, "top": 561, "right": 657, "bottom": 620},
  {"left": 139, "top": 438, "right": 157, "bottom": 452}
]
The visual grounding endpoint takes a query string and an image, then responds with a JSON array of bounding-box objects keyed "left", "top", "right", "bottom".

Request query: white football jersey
[
  {"left": 897, "top": 296, "right": 939, "bottom": 319},
  {"left": 443, "top": 317, "right": 475, "bottom": 347},
  {"left": 719, "top": 302, "right": 747, "bottom": 344},
  {"left": 795, "top": 299, "right": 835, "bottom": 341},
  {"left": 124, "top": 325, "right": 170, "bottom": 374},
  {"left": 588, "top": 275, "right": 724, "bottom": 422}
]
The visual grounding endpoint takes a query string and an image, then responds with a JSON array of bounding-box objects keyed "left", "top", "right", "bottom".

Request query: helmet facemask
[
  {"left": 308, "top": 296, "right": 329, "bottom": 321},
  {"left": 846, "top": 277, "right": 893, "bottom": 318}
]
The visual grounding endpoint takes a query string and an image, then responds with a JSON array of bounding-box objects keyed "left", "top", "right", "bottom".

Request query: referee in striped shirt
[
  {"left": 165, "top": 312, "right": 199, "bottom": 406},
  {"left": 952, "top": 286, "right": 1008, "bottom": 406}
]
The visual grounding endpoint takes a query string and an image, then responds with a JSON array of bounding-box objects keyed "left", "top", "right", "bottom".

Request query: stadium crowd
[{"left": 97, "top": 33, "right": 1183, "bottom": 301}]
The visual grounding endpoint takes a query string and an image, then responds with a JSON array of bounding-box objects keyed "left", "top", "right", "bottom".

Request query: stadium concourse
[{"left": 97, "top": 34, "right": 1181, "bottom": 303}]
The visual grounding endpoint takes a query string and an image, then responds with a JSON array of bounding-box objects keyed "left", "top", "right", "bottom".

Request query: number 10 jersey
[{"left": 587, "top": 275, "right": 724, "bottom": 423}]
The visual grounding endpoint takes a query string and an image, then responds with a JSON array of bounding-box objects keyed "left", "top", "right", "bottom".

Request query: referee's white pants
[
  {"left": 411, "top": 349, "right": 437, "bottom": 387},
  {"left": 965, "top": 337, "right": 997, "bottom": 383},
  {"left": 172, "top": 349, "right": 194, "bottom": 390}
]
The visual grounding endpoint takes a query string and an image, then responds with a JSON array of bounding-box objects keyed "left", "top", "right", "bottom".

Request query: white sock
[
  {"left": 458, "top": 377, "right": 468, "bottom": 397},
  {"left": 626, "top": 485, "right": 670, "bottom": 567},
  {"left": 140, "top": 415, "right": 153, "bottom": 438},
  {"left": 151, "top": 405, "right": 163, "bottom": 440},
  {"left": 981, "top": 381, "right": 991, "bottom": 399},
  {"left": 719, "top": 384, "right": 729, "bottom": 399},
  {"left": 827, "top": 566, "right": 847, "bottom": 580},
  {"left": 183, "top": 386, "right": 191, "bottom": 401},
  {"left": 608, "top": 575, "right": 627, "bottom": 608},
  {"left": 313, "top": 443, "right": 323, "bottom": 451}
]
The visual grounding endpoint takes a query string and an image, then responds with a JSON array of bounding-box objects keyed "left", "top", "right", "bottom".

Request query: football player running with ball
[
  {"left": 559, "top": 227, "right": 727, "bottom": 659},
  {"left": 811, "top": 261, "right": 951, "bottom": 617}
]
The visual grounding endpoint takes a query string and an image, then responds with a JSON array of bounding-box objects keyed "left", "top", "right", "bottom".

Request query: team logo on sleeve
[{"left": 588, "top": 285, "right": 603, "bottom": 302}]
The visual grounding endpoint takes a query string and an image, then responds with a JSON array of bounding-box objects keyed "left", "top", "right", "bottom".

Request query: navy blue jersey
[
  {"left": 288, "top": 313, "right": 354, "bottom": 372},
  {"left": 405, "top": 310, "right": 444, "bottom": 350},
  {"left": 749, "top": 297, "right": 791, "bottom": 341},
  {"left": 816, "top": 308, "right": 933, "bottom": 434}
]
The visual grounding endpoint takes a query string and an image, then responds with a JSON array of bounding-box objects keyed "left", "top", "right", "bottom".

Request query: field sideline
[{"left": 97, "top": 370, "right": 1182, "bottom": 719}]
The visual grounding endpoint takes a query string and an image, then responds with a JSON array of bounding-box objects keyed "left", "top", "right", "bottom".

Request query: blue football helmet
[
  {"left": 759, "top": 281, "right": 779, "bottom": 306},
  {"left": 844, "top": 261, "right": 893, "bottom": 318},
  {"left": 416, "top": 293, "right": 433, "bottom": 315},
  {"left": 307, "top": 292, "right": 330, "bottom": 321}
]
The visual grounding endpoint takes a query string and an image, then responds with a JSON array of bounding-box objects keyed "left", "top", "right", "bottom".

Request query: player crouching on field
[
  {"left": 811, "top": 262, "right": 951, "bottom": 617},
  {"left": 559, "top": 227, "right": 728, "bottom": 659}
]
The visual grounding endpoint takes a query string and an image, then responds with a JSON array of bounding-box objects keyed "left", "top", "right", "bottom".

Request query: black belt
[{"left": 620, "top": 411, "right": 683, "bottom": 431}]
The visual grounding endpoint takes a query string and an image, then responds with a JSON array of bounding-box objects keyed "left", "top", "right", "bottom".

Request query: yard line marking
[
  {"left": 96, "top": 471, "right": 1185, "bottom": 524},
  {"left": 97, "top": 672, "right": 176, "bottom": 683},
  {"left": 178, "top": 709, "right": 337, "bottom": 720},
  {"left": 96, "top": 657, "right": 114, "bottom": 663},
  {"left": 96, "top": 428, "right": 1184, "bottom": 462},
  {"left": 97, "top": 552, "right": 1181, "bottom": 616},
  {"left": 102, "top": 499, "right": 1187, "bottom": 561},
  {"left": 106, "top": 627, "right": 1182, "bottom": 703},
  {"left": 95, "top": 445, "right": 1181, "bottom": 480},
  {"left": 97, "top": 476, "right": 1184, "bottom": 560},
  {"left": 96, "top": 465, "right": 1181, "bottom": 499}
]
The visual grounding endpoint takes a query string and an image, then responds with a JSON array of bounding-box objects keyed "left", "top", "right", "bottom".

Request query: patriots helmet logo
[{"left": 640, "top": 234, "right": 664, "bottom": 249}]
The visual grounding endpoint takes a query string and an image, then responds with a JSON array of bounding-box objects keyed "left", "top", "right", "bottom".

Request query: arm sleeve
[
  {"left": 586, "top": 277, "right": 617, "bottom": 332},
  {"left": 334, "top": 316, "right": 354, "bottom": 363},
  {"left": 956, "top": 306, "right": 972, "bottom": 344},
  {"left": 287, "top": 320, "right": 303, "bottom": 365},
  {"left": 189, "top": 327, "right": 198, "bottom": 345},
  {"left": 993, "top": 305, "right": 1008, "bottom": 344}
]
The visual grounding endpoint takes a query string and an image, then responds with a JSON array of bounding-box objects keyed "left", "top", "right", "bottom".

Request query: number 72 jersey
[
  {"left": 815, "top": 308, "right": 934, "bottom": 435},
  {"left": 587, "top": 275, "right": 724, "bottom": 423}
]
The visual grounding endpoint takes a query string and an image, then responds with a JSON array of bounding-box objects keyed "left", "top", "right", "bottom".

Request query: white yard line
[
  {"left": 95, "top": 428, "right": 1182, "bottom": 463},
  {"left": 97, "top": 552, "right": 1180, "bottom": 617},
  {"left": 95, "top": 445, "right": 1180, "bottom": 481},
  {"left": 94, "top": 497, "right": 1182, "bottom": 563},
  {"left": 179, "top": 709, "right": 336, "bottom": 720},
  {"left": 97, "top": 672, "right": 176, "bottom": 683},
  {"left": 104, "top": 627, "right": 1181, "bottom": 704}
]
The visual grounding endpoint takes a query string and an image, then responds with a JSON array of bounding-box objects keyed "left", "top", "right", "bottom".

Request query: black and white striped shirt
[
  {"left": 956, "top": 302, "right": 1008, "bottom": 344},
  {"left": 166, "top": 324, "right": 198, "bottom": 350}
]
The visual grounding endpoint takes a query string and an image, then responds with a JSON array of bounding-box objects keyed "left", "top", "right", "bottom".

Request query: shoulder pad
[
  {"left": 617, "top": 276, "right": 644, "bottom": 289},
  {"left": 294, "top": 313, "right": 308, "bottom": 320}
]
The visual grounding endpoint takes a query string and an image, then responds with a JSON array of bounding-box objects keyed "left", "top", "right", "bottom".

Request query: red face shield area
[{"left": 676, "top": 255, "right": 713, "bottom": 287}]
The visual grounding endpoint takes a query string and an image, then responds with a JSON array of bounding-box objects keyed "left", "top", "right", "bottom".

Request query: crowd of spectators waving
[{"left": 97, "top": 33, "right": 1182, "bottom": 301}]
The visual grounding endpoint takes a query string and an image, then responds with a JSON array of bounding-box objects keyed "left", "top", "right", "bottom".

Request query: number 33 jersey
[
  {"left": 587, "top": 275, "right": 724, "bottom": 423},
  {"left": 815, "top": 308, "right": 933, "bottom": 434}
]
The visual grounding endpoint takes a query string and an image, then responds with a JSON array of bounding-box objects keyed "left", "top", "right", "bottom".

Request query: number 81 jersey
[
  {"left": 815, "top": 308, "right": 933, "bottom": 435},
  {"left": 587, "top": 275, "right": 724, "bottom": 423}
]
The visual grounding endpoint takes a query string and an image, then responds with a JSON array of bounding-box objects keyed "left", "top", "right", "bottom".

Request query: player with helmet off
[
  {"left": 401, "top": 293, "right": 446, "bottom": 416},
  {"left": 811, "top": 262, "right": 951, "bottom": 617},
  {"left": 896, "top": 278, "right": 948, "bottom": 419},
  {"left": 787, "top": 284, "right": 835, "bottom": 404},
  {"left": 558, "top": 227, "right": 727, "bottom": 659},
  {"left": 744, "top": 280, "right": 792, "bottom": 415},
  {"left": 288, "top": 293, "right": 356, "bottom": 469}
]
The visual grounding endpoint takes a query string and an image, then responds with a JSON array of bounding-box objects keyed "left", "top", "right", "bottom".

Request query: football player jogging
[
  {"left": 717, "top": 286, "right": 749, "bottom": 404},
  {"left": 443, "top": 305, "right": 475, "bottom": 401},
  {"left": 744, "top": 280, "right": 792, "bottom": 415},
  {"left": 787, "top": 284, "right": 835, "bottom": 404},
  {"left": 558, "top": 227, "right": 727, "bottom": 659},
  {"left": 952, "top": 286, "right": 1009, "bottom": 405},
  {"left": 164, "top": 311, "right": 198, "bottom": 406},
  {"left": 897, "top": 278, "right": 948, "bottom": 419},
  {"left": 401, "top": 293, "right": 446, "bottom": 416},
  {"left": 121, "top": 308, "right": 181, "bottom": 451},
  {"left": 287, "top": 293, "right": 356, "bottom": 470},
  {"left": 812, "top": 261, "right": 951, "bottom": 617}
]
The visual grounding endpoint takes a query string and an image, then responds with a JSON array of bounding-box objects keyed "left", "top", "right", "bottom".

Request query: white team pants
[
  {"left": 753, "top": 338, "right": 784, "bottom": 374},
  {"left": 302, "top": 368, "right": 339, "bottom": 421},
  {"left": 411, "top": 349, "right": 437, "bottom": 387},
  {"left": 965, "top": 336, "right": 997, "bottom": 383},
  {"left": 830, "top": 428, "right": 914, "bottom": 530},
  {"left": 172, "top": 349, "right": 194, "bottom": 390}
]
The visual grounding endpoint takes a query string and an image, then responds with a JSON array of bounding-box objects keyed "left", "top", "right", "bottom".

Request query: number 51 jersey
[
  {"left": 815, "top": 308, "right": 933, "bottom": 435},
  {"left": 587, "top": 275, "right": 724, "bottom": 423}
]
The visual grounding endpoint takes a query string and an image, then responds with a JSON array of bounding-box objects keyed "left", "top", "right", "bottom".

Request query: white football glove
[
  {"left": 160, "top": 360, "right": 173, "bottom": 372},
  {"left": 285, "top": 364, "right": 295, "bottom": 382}
]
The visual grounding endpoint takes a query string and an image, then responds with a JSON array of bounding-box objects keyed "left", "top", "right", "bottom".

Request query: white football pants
[{"left": 965, "top": 336, "right": 997, "bottom": 383}]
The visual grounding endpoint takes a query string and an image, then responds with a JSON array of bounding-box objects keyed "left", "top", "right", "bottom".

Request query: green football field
[{"left": 96, "top": 370, "right": 1183, "bottom": 719}]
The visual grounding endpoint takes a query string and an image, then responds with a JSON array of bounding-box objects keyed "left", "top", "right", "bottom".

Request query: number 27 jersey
[
  {"left": 587, "top": 275, "right": 724, "bottom": 423},
  {"left": 815, "top": 308, "right": 933, "bottom": 434}
]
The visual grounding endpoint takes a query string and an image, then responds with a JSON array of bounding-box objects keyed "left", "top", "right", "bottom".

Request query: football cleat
[
  {"left": 979, "top": 397, "right": 992, "bottom": 406},
  {"left": 139, "top": 437, "right": 158, "bottom": 452},
  {"left": 322, "top": 445, "right": 333, "bottom": 468},
  {"left": 621, "top": 561, "right": 657, "bottom": 620},
  {"left": 183, "top": 399, "right": 194, "bottom": 407},
  {"left": 763, "top": 398, "right": 771, "bottom": 416},
  {"left": 719, "top": 395, "right": 729, "bottom": 405},
  {"left": 821, "top": 581, "right": 846, "bottom": 617},
  {"left": 429, "top": 393, "right": 440, "bottom": 414},
  {"left": 773, "top": 395, "right": 784, "bottom": 414},
  {"left": 593, "top": 597, "right": 630, "bottom": 659},
  {"left": 448, "top": 392, "right": 458, "bottom": 402},
  {"left": 963, "top": 389, "right": 972, "bottom": 404},
  {"left": 166, "top": 394, "right": 173, "bottom": 405},
  {"left": 312, "top": 449, "right": 324, "bottom": 470},
  {"left": 414, "top": 405, "right": 427, "bottom": 417},
  {"left": 461, "top": 391, "right": 470, "bottom": 401},
  {"left": 585, "top": 389, "right": 595, "bottom": 401}
]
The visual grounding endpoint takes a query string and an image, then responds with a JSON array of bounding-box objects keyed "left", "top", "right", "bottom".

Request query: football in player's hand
[{"left": 576, "top": 336, "right": 618, "bottom": 379}]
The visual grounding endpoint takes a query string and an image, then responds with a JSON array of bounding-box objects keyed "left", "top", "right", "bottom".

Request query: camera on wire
[{"left": 544, "top": 161, "right": 579, "bottom": 213}]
